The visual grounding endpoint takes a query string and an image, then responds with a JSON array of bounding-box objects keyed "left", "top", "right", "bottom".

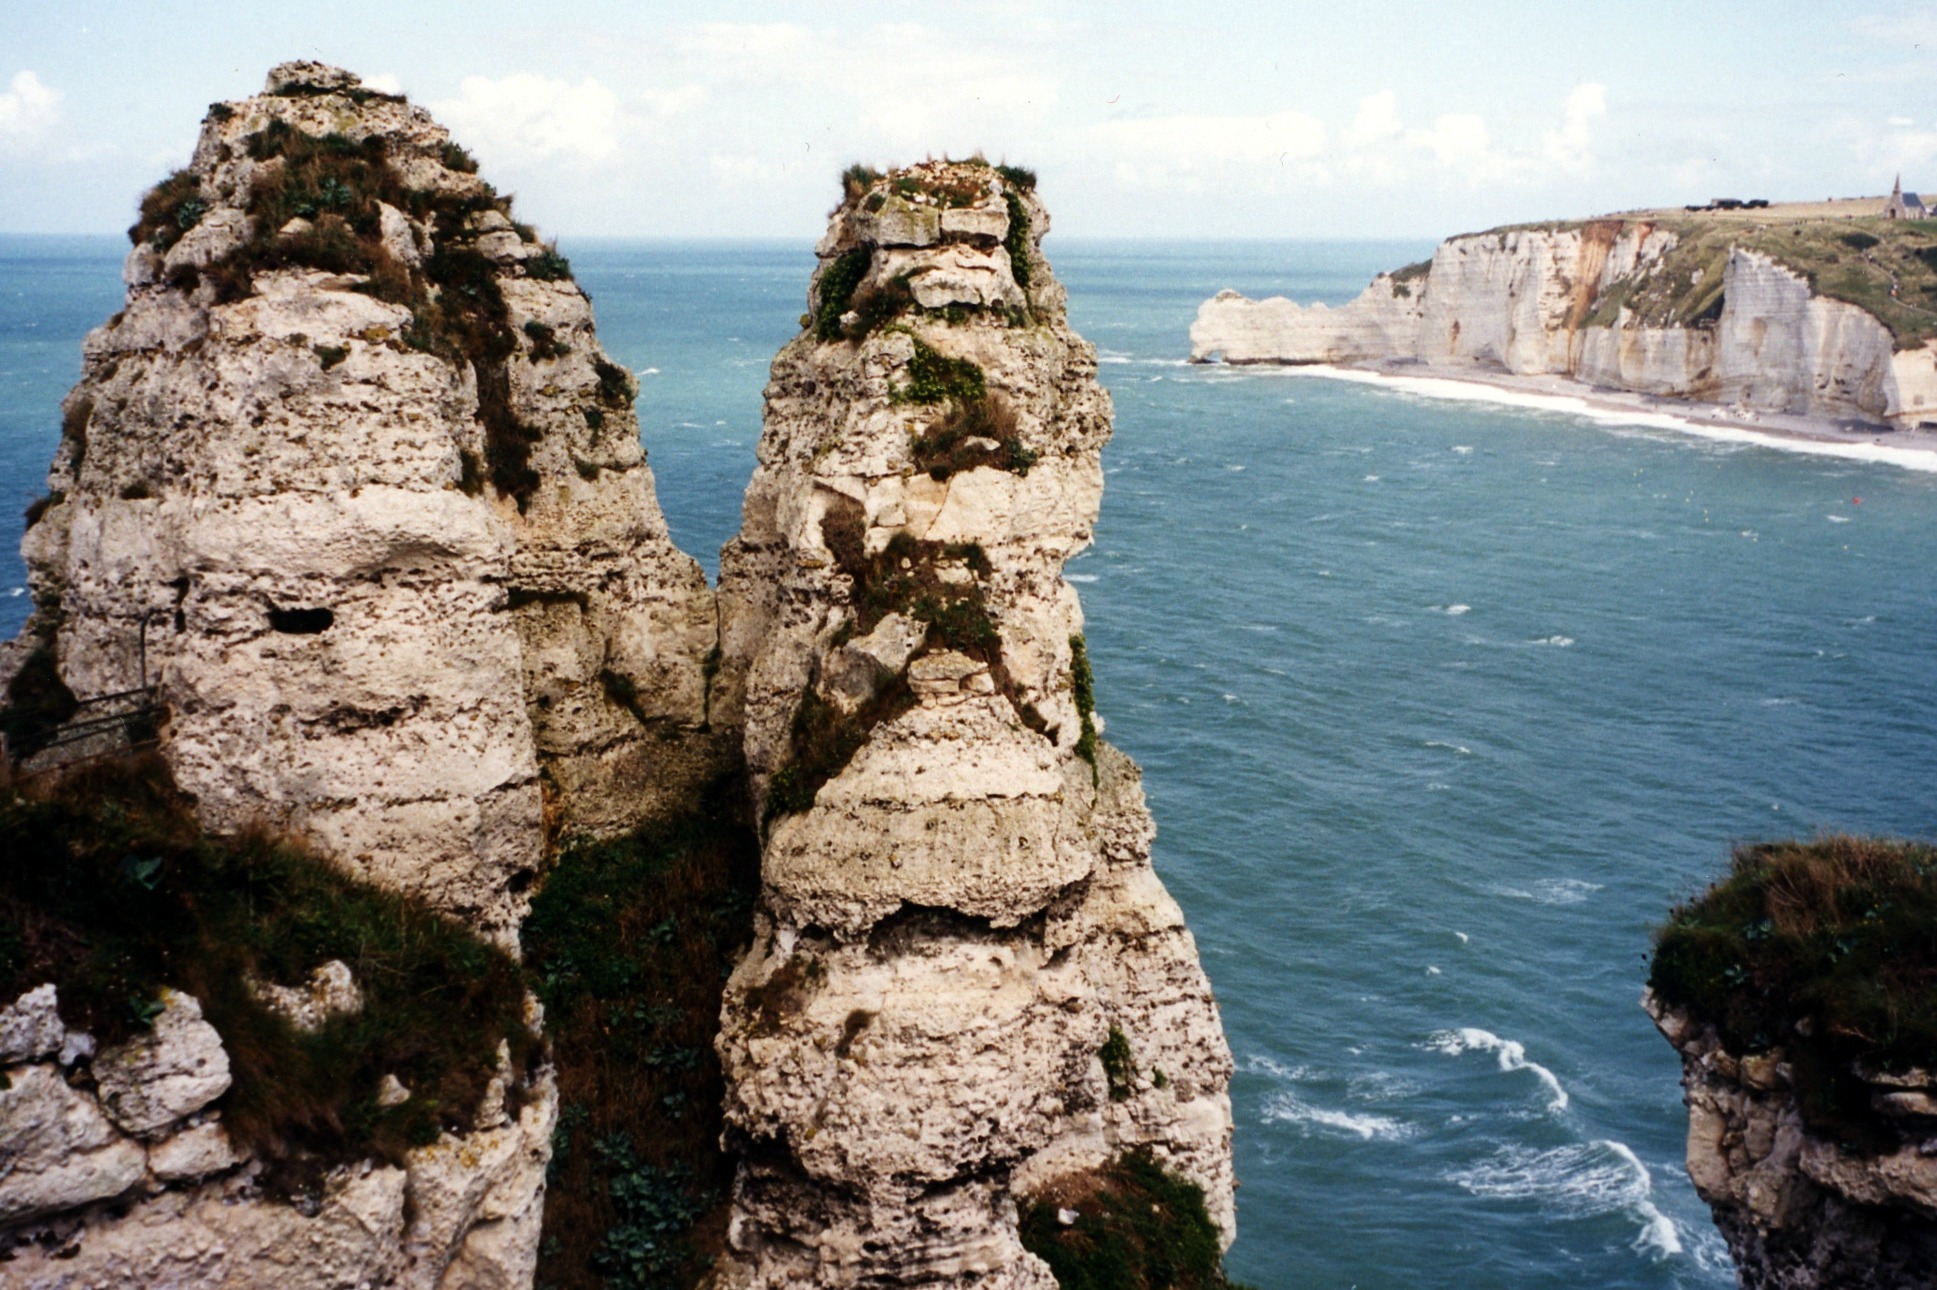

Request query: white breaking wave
[
  {"left": 1262, "top": 1091, "right": 1414, "bottom": 1141},
  {"left": 1530, "top": 635, "right": 1575, "bottom": 647},
  {"left": 1448, "top": 1140, "right": 1684, "bottom": 1260},
  {"left": 1827, "top": 514, "right": 1852, "bottom": 523},
  {"left": 1424, "top": 740, "right": 1472, "bottom": 755},
  {"left": 1263, "top": 365, "right": 1937, "bottom": 474},
  {"left": 1242, "top": 1054, "right": 1316, "bottom": 1082},
  {"left": 1427, "top": 1027, "right": 1569, "bottom": 1112},
  {"left": 1066, "top": 573, "right": 1098, "bottom": 583},
  {"left": 1493, "top": 877, "right": 1602, "bottom": 907},
  {"left": 1441, "top": 603, "right": 1471, "bottom": 615}
]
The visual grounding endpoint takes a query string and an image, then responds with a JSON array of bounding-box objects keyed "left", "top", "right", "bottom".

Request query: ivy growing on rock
[{"left": 523, "top": 787, "right": 759, "bottom": 1288}]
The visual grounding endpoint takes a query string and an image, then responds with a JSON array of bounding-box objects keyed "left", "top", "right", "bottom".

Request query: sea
[{"left": 7, "top": 233, "right": 1937, "bottom": 1288}]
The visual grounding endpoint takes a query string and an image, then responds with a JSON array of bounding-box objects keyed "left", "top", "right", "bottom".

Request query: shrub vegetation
[
  {"left": 1650, "top": 836, "right": 1937, "bottom": 1136},
  {"left": 131, "top": 111, "right": 590, "bottom": 510},
  {"left": 0, "top": 754, "right": 534, "bottom": 1179},
  {"left": 1019, "top": 1151, "right": 1250, "bottom": 1290},
  {"left": 522, "top": 788, "right": 760, "bottom": 1289}
]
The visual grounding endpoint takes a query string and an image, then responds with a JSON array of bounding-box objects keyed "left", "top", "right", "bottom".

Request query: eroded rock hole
[{"left": 268, "top": 606, "right": 335, "bottom": 634}]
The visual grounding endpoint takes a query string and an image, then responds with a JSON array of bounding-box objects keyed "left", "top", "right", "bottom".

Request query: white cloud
[
  {"left": 0, "top": 70, "right": 59, "bottom": 143},
  {"left": 1891, "top": 116, "right": 1916, "bottom": 127},
  {"left": 431, "top": 73, "right": 627, "bottom": 166},
  {"left": 1082, "top": 110, "right": 1327, "bottom": 190},
  {"left": 1408, "top": 113, "right": 1494, "bottom": 171},
  {"left": 363, "top": 72, "right": 404, "bottom": 96},
  {"left": 1342, "top": 91, "right": 1402, "bottom": 150},
  {"left": 667, "top": 21, "right": 1056, "bottom": 159},
  {"left": 1543, "top": 82, "right": 1606, "bottom": 171}
]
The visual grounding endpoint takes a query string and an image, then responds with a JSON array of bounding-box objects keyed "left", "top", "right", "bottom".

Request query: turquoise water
[{"left": 7, "top": 236, "right": 1937, "bottom": 1287}]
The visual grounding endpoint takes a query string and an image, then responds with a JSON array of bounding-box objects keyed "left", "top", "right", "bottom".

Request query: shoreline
[{"left": 1218, "top": 359, "right": 1937, "bottom": 473}]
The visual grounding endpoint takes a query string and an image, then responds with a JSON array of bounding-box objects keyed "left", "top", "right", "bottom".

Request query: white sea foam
[
  {"left": 1453, "top": 445, "right": 1474, "bottom": 454},
  {"left": 1266, "top": 365, "right": 1937, "bottom": 474},
  {"left": 1530, "top": 635, "right": 1575, "bottom": 647},
  {"left": 1241, "top": 1054, "right": 1316, "bottom": 1082},
  {"left": 1493, "top": 878, "right": 1602, "bottom": 907},
  {"left": 1443, "top": 604, "right": 1471, "bottom": 615},
  {"left": 1828, "top": 514, "right": 1852, "bottom": 523},
  {"left": 1447, "top": 1140, "right": 1683, "bottom": 1259},
  {"left": 1066, "top": 573, "right": 1098, "bottom": 583},
  {"left": 1427, "top": 1027, "right": 1569, "bottom": 1112},
  {"left": 1262, "top": 1091, "right": 1414, "bottom": 1141},
  {"left": 1454, "top": 931, "right": 1469, "bottom": 943},
  {"left": 641, "top": 366, "right": 660, "bottom": 375},
  {"left": 1424, "top": 741, "right": 1472, "bottom": 755}
]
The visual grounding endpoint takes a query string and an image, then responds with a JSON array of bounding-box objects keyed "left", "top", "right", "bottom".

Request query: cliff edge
[
  {"left": 1649, "top": 838, "right": 1937, "bottom": 1288},
  {"left": 1192, "top": 215, "right": 1937, "bottom": 432}
]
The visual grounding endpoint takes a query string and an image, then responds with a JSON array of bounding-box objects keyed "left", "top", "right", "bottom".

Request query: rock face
[
  {"left": 713, "top": 160, "right": 1235, "bottom": 1286},
  {"left": 1647, "top": 991, "right": 1937, "bottom": 1287},
  {"left": 8, "top": 60, "right": 718, "bottom": 942},
  {"left": 0, "top": 982, "right": 558, "bottom": 1290},
  {"left": 1191, "top": 220, "right": 1937, "bottom": 430}
]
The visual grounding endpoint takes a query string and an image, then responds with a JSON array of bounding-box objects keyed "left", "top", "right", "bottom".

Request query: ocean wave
[
  {"left": 1426, "top": 1027, "right": 1569, "bottom": 1112},
  {"left": 1493, "top": 878, "right": 1602, "bottom": 907},
  {"left": 1261, "top": 1091, "right": 1414, "bottom": 1141},
  {"left": 1066, "top": 573, "right": 1098, "bottom": 583},
  {"left": 1241, "top": 1054, "right": 1317, "bottom": 1082},
  {"left": 1437, "top": 603, "right": 1471, "bottom": 615},
  {"left": 1424, "top": 740, "right": 1471, "bottom": 755},
  {"left": 1448, "top": 1140, "right": 1683, "bottom": 1259},
  {"left": 1530, "top": 635, "right": 1575, "bottom": 647}
]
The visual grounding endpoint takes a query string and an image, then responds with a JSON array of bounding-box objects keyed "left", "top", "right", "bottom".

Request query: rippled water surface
[{"left": 7, "top": 234, "right": 1937, "bottom": 1288}]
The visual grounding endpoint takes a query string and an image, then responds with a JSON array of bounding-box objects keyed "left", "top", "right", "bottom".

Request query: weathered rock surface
[
  {"left": 0, "top": 981, "right": 557, "bottom": 1290},
  {"left": 1647, "top": 990, "right": 1937, "bottom": 1287},
  {"left": 9, "top": 60, "right": 719, "bottom": 943},
  {"left": 93, "top": 989, "right": 232, "bottom": 1135},
  {"left": 1192, "top": 220, "right": 1937, "bottom": 430},
  {"left": 714, "top": 160, "right": 1234, "bottom": 1286}
]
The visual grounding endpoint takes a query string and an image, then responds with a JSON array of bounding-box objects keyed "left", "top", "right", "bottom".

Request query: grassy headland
[{"left": 1651, "top": 836, "right": 1937, "bottom": 1136}]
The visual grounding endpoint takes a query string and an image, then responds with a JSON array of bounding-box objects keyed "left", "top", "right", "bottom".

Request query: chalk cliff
[
  {"left": 1647, "top": 992, "right": 1937, "bottom": 1288},
  {"left": 1192, "top": 219, "right": 1937, "bottom": 430},
  {"left": 7, "top": 61, "right": 717, "bottom": 942},
  {"left": 2, "top": 74, "right": 1238, "bottom": 1288},
  {"left": 0, "top": 60, "right": 733, "bottom": 1287},
  {"left": 711, "top": 161, "right": 1235, "bottom": 1286}
]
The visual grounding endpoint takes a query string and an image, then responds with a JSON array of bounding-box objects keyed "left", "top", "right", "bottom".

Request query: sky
[{"left": 2, "top": 0, "right": 1934, "bottom": 241}]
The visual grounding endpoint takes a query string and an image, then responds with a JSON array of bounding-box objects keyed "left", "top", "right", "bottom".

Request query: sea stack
[
  {"left": 0, "top": 60, "right": 738, "bottom": 1287},
  {"left": 712, "top": 160, "right": 1236, "bottom": 1285},
  {"left": 6, "top": 60, "right": 719, "bottom": 943}
]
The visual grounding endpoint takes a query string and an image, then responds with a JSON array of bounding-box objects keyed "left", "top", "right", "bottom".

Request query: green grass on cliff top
[
  {"left": 1467, "top": 215, "right": 1937, "bottom": 347},
  {"left": 1650, "top": 836, "right": 1937, "bottom": 1135}
]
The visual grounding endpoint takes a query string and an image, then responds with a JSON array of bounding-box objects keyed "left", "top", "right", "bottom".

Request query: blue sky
[{"left": 2, "top": 0, "right": 1933, "bottom": 240}]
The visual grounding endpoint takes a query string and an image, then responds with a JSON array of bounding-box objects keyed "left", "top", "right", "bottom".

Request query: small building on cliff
[{"left": 1885, "top": 174, "right": 1928, "bottom": 220}]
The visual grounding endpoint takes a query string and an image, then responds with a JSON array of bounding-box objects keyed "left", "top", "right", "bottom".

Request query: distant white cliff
[{"left": 1191, "top": 219, "right": 1937, "bottom": 431}]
